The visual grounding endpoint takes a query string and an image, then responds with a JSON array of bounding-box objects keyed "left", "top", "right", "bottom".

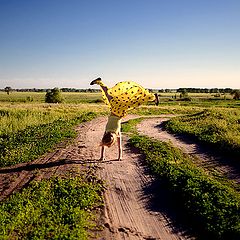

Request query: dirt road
[
  {"left": 1, "top": 115, "right": 239, "bottom": 239},
  {"left": 97, "top": 117, "right": 187, "bottom": 240},
  {"left": 0, "top": 116, "right": 190, "bottom": 240}
]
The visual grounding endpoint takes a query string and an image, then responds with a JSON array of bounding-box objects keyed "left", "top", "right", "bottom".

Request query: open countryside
[{"left": 0, "top": 89, "right": 240, "bottom": 239}]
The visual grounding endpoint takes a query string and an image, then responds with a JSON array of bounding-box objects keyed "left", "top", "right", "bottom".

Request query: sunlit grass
[
  {"left": 0, "top": 91, "right": 238, "bottom": 108},
  {"left": 0, "top": 112, "right": 97, "bottom": 167},
  {"left": 0, "top": 91, "right": 103, "bottom": 103},
  {"left": 166, "top": 109, "right": 240, "bottom": 156},
  {"left": 0, "top": 100, "right": 200, "bottom": 136},
  {"left": 0, "top": 103, "right": 108, "bottom": 135}
]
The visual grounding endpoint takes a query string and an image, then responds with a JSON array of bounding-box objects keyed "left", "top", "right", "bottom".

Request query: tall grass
[
  {"left": 0, "top": 100, "right": 200, "bottom": 137},
  {"left": 0, "top": 103, "right": 108, "bottom": 136},
  {"left": 165, "top": 109, "right": 240, "bottom": 156},
  {"left": 0, "top": 111, "right": 97, "bottom": 167}
]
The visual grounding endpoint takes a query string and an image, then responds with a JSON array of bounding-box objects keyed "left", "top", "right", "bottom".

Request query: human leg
[
  {"left": 117, "top": 132, "right": 122, "bottom": 161},
  {"left": 100, "top": 145, "right": 105, "bottom": 161},
  {"left": 90, "top": 77, "right": 112, "bottom": 102}
]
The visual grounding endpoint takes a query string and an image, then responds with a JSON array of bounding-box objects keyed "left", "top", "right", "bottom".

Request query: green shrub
[{"left": 45, "top": 88, "right": 64, "bottom": 103}]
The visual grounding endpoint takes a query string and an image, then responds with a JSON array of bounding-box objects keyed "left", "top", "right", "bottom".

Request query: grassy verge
[
  {"left": 0, "top": 174, "right": 104, "bottom": 239},
  {"left": 165, "top": 109, "right": 240, "bottom": 157},
  {"left": 0, "top": 111, "right": 97, "bottom": 167},
  {"left": 129, "top": 135, "right": 240, "bottom": 239},
  {"left": 125, "top": 117, "right": 240, "bottom": 239}
]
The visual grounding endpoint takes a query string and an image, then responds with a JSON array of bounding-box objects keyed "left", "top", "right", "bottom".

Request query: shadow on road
[
  {"left": 0, "top": 159, "right": 119, "bottom": 174},
  {"left": 125, "top": 143, "right": 201, "bottom": 240}
]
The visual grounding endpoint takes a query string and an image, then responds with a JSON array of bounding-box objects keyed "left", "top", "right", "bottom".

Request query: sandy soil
[
  {"left": 1, "top": 115, "right": 239, "bottom": 239},
  {"left": 97, "top": 116, "right": 187, "bottom": 240}
]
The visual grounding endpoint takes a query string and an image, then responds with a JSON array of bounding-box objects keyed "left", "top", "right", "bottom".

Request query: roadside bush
[
  {"left": 231, "top": 90, "right": 240, "bottom": 100},
  {"left": 45, "top": 88, "right": 64, "bottom": 103}
]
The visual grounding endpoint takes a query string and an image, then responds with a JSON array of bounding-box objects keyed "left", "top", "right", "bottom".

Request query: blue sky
[{"left": 0, "top": 0, "right": 239, "bottom": 89}]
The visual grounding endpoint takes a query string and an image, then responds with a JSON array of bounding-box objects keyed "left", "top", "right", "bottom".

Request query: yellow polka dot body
[{"left": 101, "top": 81, "right": 155, "bottom": 118}]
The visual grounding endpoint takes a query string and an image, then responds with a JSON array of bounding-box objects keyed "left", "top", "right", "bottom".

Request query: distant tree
[
  {"left": 224, "top": 88, "right": 232, "bottom": 93},
  {"left": 4, "top": 86, "right": 12, "bottom": 95},
  {"left": 45, "top": 88, "right": 64, "bottom": 103},
  {"left": 231, "top": 90, "right": 240, "bottom": 100},
  {"left": 210, "top": 88, "right": 219, "bottom": 93},
  {"left": 179, "top": 88, "right": 188, "bottom": 98}
]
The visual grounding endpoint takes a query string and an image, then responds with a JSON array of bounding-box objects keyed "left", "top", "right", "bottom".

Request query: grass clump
[
  {"left": 129, "top": 135, "right": 240, "bottom": 239},
  {"left": 165, "top": 109, "right": 240, "bottom": 157},
  {"left": 0, "top": 175, "right": 104, "bottom": 239},
  {"left": 0, "top": 112, "right": 97, "bottom": 167}
]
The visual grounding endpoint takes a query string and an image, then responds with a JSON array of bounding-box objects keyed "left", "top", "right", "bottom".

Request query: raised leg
[{"left": 90, "top": 77, "right": 112, "bottom": 102}]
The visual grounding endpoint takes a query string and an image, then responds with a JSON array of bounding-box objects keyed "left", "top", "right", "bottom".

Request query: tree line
[
  {"left": 1, "top": 87, "right": 238, "bottom": 94},
  {"left": 176, "top": 88, "right": 233, "bottom": 93},
  {"left": 1, "top": 86, "right": 240, "bottom": 102},
  {"left": 0, "top": 87, "right": 101, "bottom": 93}
]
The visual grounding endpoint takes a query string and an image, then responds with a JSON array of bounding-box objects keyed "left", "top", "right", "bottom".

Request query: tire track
[{"left": 94, "top": 117, "right": 188, "bottom": 240}]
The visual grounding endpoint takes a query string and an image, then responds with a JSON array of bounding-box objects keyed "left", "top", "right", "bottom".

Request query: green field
[
  {"left": 0, "top": 91, "right": 237, "bottom": 107},
  {"left": 0, "top": 91, "right": 240, "bottom": 239},
  {"left": 0, "top": 91, "right": 102, "bottom": 104}
]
